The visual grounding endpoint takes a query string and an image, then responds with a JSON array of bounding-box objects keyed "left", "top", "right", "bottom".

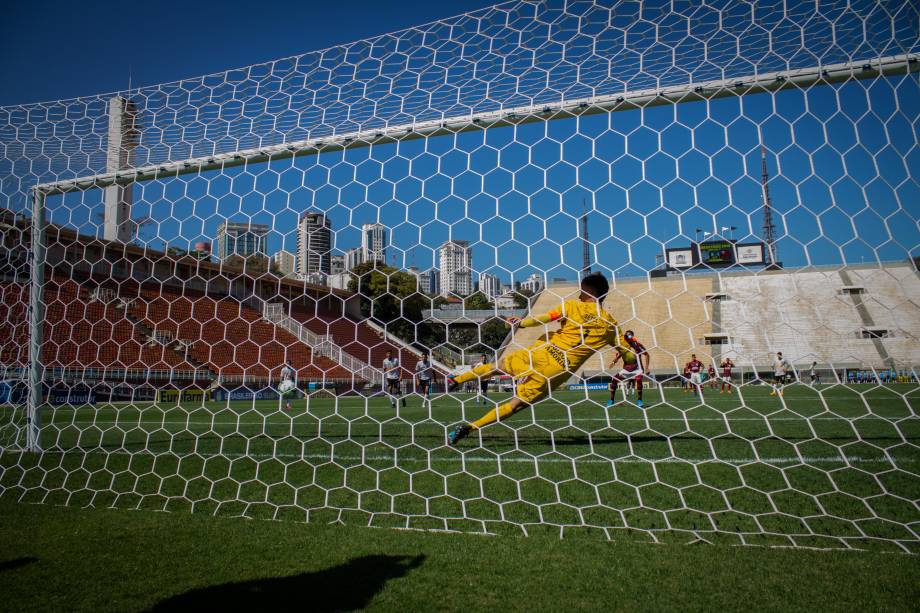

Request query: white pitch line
[
  {"left": 48, "top": 415, "right": 919, "bottom": 426},
  {"left": 4, "top": 448, "right": 913, "bottom": 466}
]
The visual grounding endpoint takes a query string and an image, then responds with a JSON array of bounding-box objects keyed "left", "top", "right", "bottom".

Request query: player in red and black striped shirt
[
  {"left": 686, "top": 355, "right": 704, "bottom": 397},
  {"left": 720, "top": 358, "right": 735, "bottom": 393}
]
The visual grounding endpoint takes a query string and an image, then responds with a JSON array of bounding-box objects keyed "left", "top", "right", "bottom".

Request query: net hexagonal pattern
[{"left": 1, "top": 0, "right": 919, "bottom": 551}]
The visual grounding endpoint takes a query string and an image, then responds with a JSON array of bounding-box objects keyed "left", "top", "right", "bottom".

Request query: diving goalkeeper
[{"left": 445, "top": 273, "right": 618, "bottom": 445}]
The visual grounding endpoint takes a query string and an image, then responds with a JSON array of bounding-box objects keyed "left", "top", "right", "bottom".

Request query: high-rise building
[
  {"left": 216, "top": 222, "right": 269, "bottom": 260},
  {"left": 298, "top": 211, "right": 332, "bottom": 277},
  {"left": 361, "top": 223, "right": 387, "bottom": 264},
  {"left": 344, "top": 247, "right": 363, "bottom": 271},
  {"left": 272, "top": 250, "right": 297, "bottom": 276},
  {"left": 521, "top": 273, "right": 544, "bottom": 294},
  {"left": 439, "top": 240, "right": 472, "bottom": 297},
  {"left": 417, "top": 269, "right": 440, "bottom": 295},
  {"left": 478, "top": 272, "right": 501, "bottom": 299},
  {"left": 330, "top": 255, "right": 345, "bottom": 275}
]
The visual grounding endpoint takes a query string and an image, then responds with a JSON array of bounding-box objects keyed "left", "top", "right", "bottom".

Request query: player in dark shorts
[
  {"left": 415, "top": 353, "right": 433, "bottom": 401},
  {"left": 720, "top": 358, "right": 735, "bottom": 394},
  {"left": 608, "top": 330, "right": 649, "bottom": 408},
  {"left": 809, "top": 361, "right": 819, "bottom": 386},
  {"left": 686, "top": 355, "right": 704, "bottom": 397},
  {"left": 707, "top": 364, "right": 717, "bottom": 389},
  {"left": 476, "top": 353, "right": 491, "bottom": 404}
]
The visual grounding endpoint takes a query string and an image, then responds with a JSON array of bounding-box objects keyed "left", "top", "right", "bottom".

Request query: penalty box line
[
  {"left": 5, "top": 448, "right": 914, "bottom": 466},
  {"left": 51, "top": 415, "right": 920, "bottom": 426}
]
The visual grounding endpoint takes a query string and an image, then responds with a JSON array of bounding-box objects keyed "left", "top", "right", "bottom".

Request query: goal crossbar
[{"left": 32, "top": 54, "right": 917, "bottom": 197}]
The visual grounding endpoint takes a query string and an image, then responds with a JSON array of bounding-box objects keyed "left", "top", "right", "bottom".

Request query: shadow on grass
[
  {"left": 150, "top": 554, "right": 425, "bottom": 612},
  {"left": 0, "top": 557, "right": 38, "bottom": 572}
]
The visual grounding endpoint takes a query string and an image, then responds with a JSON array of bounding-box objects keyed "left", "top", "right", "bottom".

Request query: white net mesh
[{"left": 1, "top": 0, "right": 919, "bottom": 551}]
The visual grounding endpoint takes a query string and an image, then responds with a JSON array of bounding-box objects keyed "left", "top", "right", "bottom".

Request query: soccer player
[
  {"left": 607, "top": 330, "right": 649, "bottom": 408},
  {"left": 681, "top": 364, "right": 691, "bottom": 393},
  {"left": 382, "top": 350, "right": 405, "bottom": 408},
  {"left": 719, "top": 358, "right": 735, "bottom": 393},
  {"left": 809, "top": 361, "right": 820, "bottom": 386},
  {"left": 280, "top": 362, "right": 295, "bottom": 410},
  {"left": 415, "top": 353, "right": 433, "bottom": 404},
  {"left": 445, "top": 273, "right": 618, "bottom": 445},
  {"left": 707, "top": 364, "right": 717, "bottom": 389},
  {"left": 475, "top": 353, "right": 492, "bottom": 405},
  {"left": 770, "top": 351, "right": 791, "bottom": 396},
  {"left": 686, "top": 354, "right": 704, "bottom": 397}
]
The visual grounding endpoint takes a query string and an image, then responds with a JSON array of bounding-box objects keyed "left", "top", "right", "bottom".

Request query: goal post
[{"left": 27, "top": 189, "right": 45, "bottom": 453}]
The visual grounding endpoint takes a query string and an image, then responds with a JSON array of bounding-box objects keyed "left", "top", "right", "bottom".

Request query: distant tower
[
  {"left": 298, "top": 211, "right": 332, "bottom": 276},
  {"left": 103, "top": 96, "right": 139, "bottom": 243},
  {"left": 760, "top": 140, "right": 779, "bottom": 268},
  {"left": 581, "top": 199, "right": 591, "bottom": 278}
]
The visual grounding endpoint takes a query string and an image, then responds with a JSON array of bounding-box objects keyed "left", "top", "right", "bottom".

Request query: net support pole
[{"left": 27, "top": 188, "right": 46, "bottom": 453}]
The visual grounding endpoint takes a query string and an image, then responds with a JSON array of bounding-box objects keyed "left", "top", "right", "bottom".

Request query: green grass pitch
[{"left": 1, "top": 383, "right": 918, "bottom": 553}]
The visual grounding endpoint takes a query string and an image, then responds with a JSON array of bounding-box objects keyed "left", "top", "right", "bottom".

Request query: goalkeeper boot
[
  {"left": 636, "top": 399, "right": 644, "bottom": 408},
  {"left": 606, "top": 399, "right": 615, "bottom": 407},
  {"left": 446, "top": 377, "right": 461, "bottom": 393},
  {"left": 448, "top": 424, "right": 472, "bottom": 446}
]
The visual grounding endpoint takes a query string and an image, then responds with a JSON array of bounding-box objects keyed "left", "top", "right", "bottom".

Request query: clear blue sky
[
  {"left": 0, "top": 0, "right": 499, "bottom": 106},
  {"left": 5, "top": 0, "right": 919, "bottom": 284}
]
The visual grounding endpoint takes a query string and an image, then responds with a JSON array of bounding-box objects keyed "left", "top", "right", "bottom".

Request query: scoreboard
[
  {"left": 697, "top": 240, "right": 735, "bottom": 266},
  {"left": 664, "top": 240, "right": 767, "bottom": 270}
]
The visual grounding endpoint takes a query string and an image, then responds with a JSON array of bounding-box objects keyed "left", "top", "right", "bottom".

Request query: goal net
[{"left": 1, "top": 0, "right": 918, "bottom": 552}]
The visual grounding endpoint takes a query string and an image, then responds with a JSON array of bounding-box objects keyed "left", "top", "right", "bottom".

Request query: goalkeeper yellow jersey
[{"left": 527, "top": 299, "right": 619, "bottom": 370}]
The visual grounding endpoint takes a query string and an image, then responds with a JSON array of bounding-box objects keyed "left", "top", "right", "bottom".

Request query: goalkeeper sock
[{"left": 453, "top": 362, "right": 499, "bottom": 385}]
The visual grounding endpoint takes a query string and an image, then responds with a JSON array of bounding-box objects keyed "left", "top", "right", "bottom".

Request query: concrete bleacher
[
  {"left": 287, "top": 305, "right": 427, "bottom": 379},
  {"left": 0, "top": 282, "right": 28, "bottom": 368},
  {"left": 1, "top": 277, "right": 200, "bottom": 375},
  {"left": 130, "top": 287, "right": 355, "bottom": 382},
  {"left": 721, "top": 264, "right": 920, "bottom": 368}
]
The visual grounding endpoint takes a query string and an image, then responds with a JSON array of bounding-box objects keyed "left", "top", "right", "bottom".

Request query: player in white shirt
[
  {"left": 809, "top": 361, "right": 819, "bottom": 386},
  {"left": 382, "top": 350, "right": 405, "bottom": 408},
  {"left": 473, "top": 353, "right": 493, "bottom": 405},
  {"left": 771, "top": 352, "right": 791, "bottom": 396},
  {"left": 415, "top": 353, "right": 433, "bottom": 404},
  {"left": 279, "top": 363, "right": 295, "bottom": 410}
]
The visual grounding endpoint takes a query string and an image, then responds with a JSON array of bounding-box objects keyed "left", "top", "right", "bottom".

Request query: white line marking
[
  {"left": 4, "top": 448, "right": 913, "bottom": 466},
  {"left": 43, "top": 415, "right": 920, "bottom": 426}
]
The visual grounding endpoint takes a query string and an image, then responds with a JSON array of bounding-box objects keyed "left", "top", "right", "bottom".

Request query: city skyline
[{"left": 85, "top": 73, "right": 910, "bottom": 289}]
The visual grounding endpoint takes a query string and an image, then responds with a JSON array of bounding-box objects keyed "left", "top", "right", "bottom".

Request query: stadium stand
[
  {"left": 1, "top": 276, "right": 203, "bottom": 379},
  {"left": 286, "top": 301, "right": 427, "bottom": 379},
  {"left": 128, "top": 286, "right": 356, "bottom": 383},
  {"left": 0, "top": 282, "right": 28, "bottom": 369},
  {"left": 720, "top": 264, "right": 920, "bottom": 369}
]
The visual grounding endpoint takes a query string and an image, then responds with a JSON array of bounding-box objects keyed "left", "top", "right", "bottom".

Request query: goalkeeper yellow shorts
[{"left": 502, "top": 347, "right": 569, "bottom": 405}]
